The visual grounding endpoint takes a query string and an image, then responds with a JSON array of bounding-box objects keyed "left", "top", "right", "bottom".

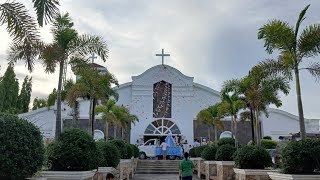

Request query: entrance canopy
[{"left": 144, "top": 119, "right": 181, "bottom": 136}]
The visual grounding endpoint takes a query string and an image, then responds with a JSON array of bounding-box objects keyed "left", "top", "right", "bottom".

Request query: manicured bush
[
  {"left": 282, "top": 139, "right": 320, "bottom": 174},
  {"left": 261, "top": 139, "right": 277, "bottom": 149},
  {"left": 215, "top": 144, "right": 236, "bottom": 161},
  {"left": 263, "top": 136, "right": 272, "bottom": 140},
  {"left": 189, "top": 147, "right": 197, "bottom": 157},
  {"left": 234, "top": 145, "right": 272, "bottom": 169},
  {"left": 47, "top": 128, "right": 99, "bottom": 171},
  {"left": 130, "top": 144, "right": 140, "bottom": 158},
  {"left": 109, "top": 139, "right": 127, "bottom": 159},
  {"left": 0, "top": 114, "right": 44, "bottom": 179},
  {"left": 195, "top": 145, "right": 208, "bottom": 158},
  {"left": 125, "top": 143, "right": 134, "bottom": 159},
  {"left": 218, "top": 137, "right": 235, "bottom": 146},
  {"left": 201, "top": 145, "right": 218, "bottom": 160},
  {"left": 96, "top": 141, "right": 120, "bottom": 168}
]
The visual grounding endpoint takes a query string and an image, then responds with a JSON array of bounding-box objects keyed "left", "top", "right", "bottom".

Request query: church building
[{"left": 19, "top": 52, "right": 320, "bottom": 144}]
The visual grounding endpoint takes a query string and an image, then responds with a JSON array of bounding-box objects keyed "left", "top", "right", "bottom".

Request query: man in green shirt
[{"left": 179, "top": 152, "right": 194, "bottom": 180}]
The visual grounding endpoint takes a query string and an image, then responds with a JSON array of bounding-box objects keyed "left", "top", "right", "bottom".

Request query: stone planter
[
  {"left": 200, "top": 160, "right": 206, "bottom": 179},
  {"left": 234, "top": 168, "right": 278, "bottom": 180},
  {"left": 191, "top": 157, "right": 203, "bottom": 176},
  {"left": 116, "top": 159, "right": 134, "bottom": 180},
  {"left": 98, "top": 167, "right": 117, "bottom": 180},
  {"left": 268, "top": 172, "right": 320, "bottom": 180},
  {"left": 204, "top": 161, "right": 217, "bottom": 180},
  {"left": 40, "top": 169, "right": 97, "bottom": 180},
  {"left": 216, "top": 161, "right": 235, "bottom": 180},
  {"left": 27, "top": 178, "right": 47, "bottom": 180}
]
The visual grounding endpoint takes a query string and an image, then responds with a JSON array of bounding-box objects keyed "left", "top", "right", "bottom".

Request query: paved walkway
[{"left": 132, "top": 174, "right": 200, "bottom": 180}]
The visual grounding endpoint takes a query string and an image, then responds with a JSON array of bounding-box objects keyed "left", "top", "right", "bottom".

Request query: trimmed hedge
[
  {"left": 218, "top": 137, "right": 235, "bottom": 146},
  {"left": 0, "top": 114, "right": 44, "bottom": 179},
  {"left": 125, "top": 143, "right": 133, "bottom": 159},
  {"left": 282, "top": 139, "right": 320, "bottom": 174},
  {"left": 261, "top": 139, "right": 277, "bottom": 149},
  {"left": 234, "top": 145, "right": 272, "bottom": 169},
  {"left": 47, "top": 128, "right": 99, "bottom": 171},
  {"left": 195, "top": 145, "right": 208, "bottom": 157},
  {"left": 215, "top": 144, "right": 236, "bottom": 161},
  {"left": 201, "top": 145, "right": 218, "bottom": 160},
  {"left": 130, "top": 144, "right": 139, "bottom": 158},
  {"left": 109, "top": 139, "right": 127, "bottom": 159},
  {"left": 96, "top": 141, "right": 120, "bottom": 168},
  {"left": 189, "top": 147, "right": 197, "bottom": 157},
  {"left": 263, "top": 136, "right": 272, "bottom": 140}
]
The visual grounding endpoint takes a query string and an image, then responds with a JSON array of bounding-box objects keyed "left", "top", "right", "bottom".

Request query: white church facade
[{"left": 19, "top": 64, "right": 320, "bottom": 144}]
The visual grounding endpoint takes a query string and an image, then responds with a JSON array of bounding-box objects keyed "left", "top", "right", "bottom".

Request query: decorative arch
[
  {"left": 219, "top": 131, "right": 232, "bottom": 139},
  {"left": 94, "top": 130, "right": 104, "bottom": 141},
  {"left": 144, "top": 119, "right": 181, "bottom": 135}
]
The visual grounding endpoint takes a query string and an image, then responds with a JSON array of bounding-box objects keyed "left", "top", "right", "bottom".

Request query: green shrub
[
  {"left": 189, "top": 147, "right": 197, "bottom": 157},
  {"left": 215, "top": 144, "right": 236, "bottom": 161},
  {"left": 130, "top": 144, "right": 139, "bottom": 158},
  {"left": 234, "top": 145, "right": 272, "bottom": 169},
  {"left": 96, "top": 141, "right": 120, "bottom": 168},
  {"left": 282, "top": 139, "right": 320, "bottom": 174},
  {"left": 109, "top": 139, "right": 127, "bottom": 159},
  {"left": 263, "top": 136, "right": 272, "bottom": 140},
  {"left": 201, "top": 145, "right": 218, "bottom": 160},
  {"left": 0, "top": 114, "right": 44, "bottom": 179},
  {"left": 218, "top": 137, "right": 235, "bottom": 146},
  {"left": 47, "top": 128, "right": 99, "bottom": 171},
  {"left": 125, "top": 143, "right": 133, "bottom": 159},
  {"left": 195, "top": 145, "right": 208, "bottom": 157},
  {"left": 261, "top": 139, "right": 277, "bottom": 149}
]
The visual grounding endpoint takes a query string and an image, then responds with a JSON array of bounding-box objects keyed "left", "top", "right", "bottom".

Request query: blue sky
[{"left": 0, "top": 0, "right": 319, "bottom": 118}]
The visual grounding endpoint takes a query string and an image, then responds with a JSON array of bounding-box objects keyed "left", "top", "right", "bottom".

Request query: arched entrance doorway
[{"left": 144, "top": 119, "right": 181, "bottom": 142}]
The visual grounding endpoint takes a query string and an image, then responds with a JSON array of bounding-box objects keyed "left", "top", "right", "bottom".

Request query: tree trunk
[
  {"left": 294, "top": 66, "right": 306, "bottom": 139},
  {"left": 214, "top": 125, "right": 218, "bottom": 145},
  {"left": 104, "top": 122, "right": 109, "bottom": 141},
  {"left": 114, "top": 125, "right": 117, "bottom": 139},
  {"left": 121, "top": 127, "right": 124, "bottom": 140},
  {"left": 234, "top": 116, "right": 238, "bottom": 148},
  {"left": 88, "top": 97, "right": 93, "bottom": 136},
  {"left": 255, "top": 110, "right": 261, "bottom": 146},
  {"left": 91, "top": 98, "right": 96, "bottom": 137},
  {"left": 55, "top": 61, "right": 64, "bottom": 139}
]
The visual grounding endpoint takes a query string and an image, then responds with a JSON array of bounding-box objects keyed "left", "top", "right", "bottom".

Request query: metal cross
[
  {"left": 89, "top": 53, "right": 97, "bottom": 63},
  {"left": 156, "top": 49, "right": 170, "bottom": 65}
]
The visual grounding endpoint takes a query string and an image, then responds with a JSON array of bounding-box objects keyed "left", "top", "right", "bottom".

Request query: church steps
[{"left": 136, "top": 160, "right": 180, "bottom": 174}]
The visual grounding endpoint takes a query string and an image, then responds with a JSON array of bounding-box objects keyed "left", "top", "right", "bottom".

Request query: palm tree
[
  {"left": 67, "top": 63, "right": 119, "bottom": 136},
  {"left": 222, "top": 67, "right": 290, "bottom": 145},
  {"left": 9, "top": 13, "right": 109, "bottom": 139},
  {"left": 196, "top": 103, "right": 224, "bottom": 144},
  {"left": 257, "top": 4, "right": 320, "bottom": 139}
]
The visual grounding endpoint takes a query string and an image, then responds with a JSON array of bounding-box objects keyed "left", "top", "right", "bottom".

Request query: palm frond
[
  {"left": 0, "top": 2, "right": 40, "bottom": 42},
  {"left": 239, "top": 111, "right": 251, "bottom": 122},
  {"left": 298, "top": 24, "right": 320, "bottom": 58},
  {"left": 39, "top": 43, "right": 63, "bottom": 73},
  {"left": 305, "top": 62, "right": 320, "bottom": 81},
  {"left": 68, "top": 34, "right": 109, "bottom": 61},
  {"left": 295, "top": 4, "right": 310, "bottom": 38},
  {"left": 258, "top": 19, "right": 295, "bottom": 53},
  {"left": 32, "top": 0, "right": 60, "bottom": 26},
  {"left": 257, "top": 59, "right": 293, "bottom": 80}
]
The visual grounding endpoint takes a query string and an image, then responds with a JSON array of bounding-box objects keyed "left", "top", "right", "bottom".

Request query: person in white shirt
[
  {"left": 193, "top": 139, "right": 200, "bottom": 147},
  {"left": 160, "top": 141, "right": 169, "bottom": 160}
]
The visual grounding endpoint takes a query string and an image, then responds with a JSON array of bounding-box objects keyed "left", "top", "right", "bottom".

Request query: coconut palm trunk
[
  {"left": 113, "top": 125, "right": 117, "bottom": 139},
  {"left": 214, "top": 125, "right": 218, "bottom": 144},
  {"left": 104, "top": 122, "right": 109, "bottom": 140},
  {"left": 55, "top": 60, "right": 64, "bottom": 139},
  {"left": 88, "top": 97, "right": 93, "bottom": 135},
  {"left": 254, "top": 110, "right": 261, "bottom": 146},
  {"left": 234, "top": 116, "right": 238, "bottom": 148},
  {"left": 294, "top": 66, "right": 306, "bottom": 139}
]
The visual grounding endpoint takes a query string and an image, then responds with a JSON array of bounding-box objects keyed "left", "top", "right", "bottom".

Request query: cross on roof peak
[{"left": 155, "top": 48, "right": 170, "bottom": 65}]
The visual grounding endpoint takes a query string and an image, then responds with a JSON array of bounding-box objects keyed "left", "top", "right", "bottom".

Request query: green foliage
[
  {"left": 47, "top": 88, "right": 57, "bottom": 107},
  {"left": 195, "top": 145, "right": 208, "bottom": 158},
  {"left": 47, "top": 128, "right": 99, "bottom": 171},
  {"left": 218, "top": 137, "right": 235, "bottom": 146},
  {"left": 263, "top": 136, "right": 272, "bottom": 140},
  {"left": 32, "top": 97, "right": 47, "bottom": 110},
  {"left": 0, "top": 113, "right": 44, "bottom": 179},
  {"left": 282, "top": 139, "right": 320, "bottom": 174},
  {"left": 0, "top": 65, "right": 19, "bottom": 113},
  {"left": 201, "top": 145, "right": 218, "bottom": 160},
  {"left": 189, "top": 147, "right": 197, "bottom": 157},
  {"left": 17, "top": 76, "right": 32, "bottom": 113},
  {"left": 215, "top": 144, "right": 236, "bottom": 161},
  {"left": 234, "top": 145, "right": 272, "bottom": 169},
  {"left": 130, "top": 144, "right": 139, "bottom": 158},
  {"left": 125, "top": 143, "right": 133, "bottom": 159},
  {"left": 109, "top": 139, "right": 127, "bottom": 159},
  {"left": 261, "top": 139, "right": 277, "bottom": 149},
  {"left": 96, "top": 141, "right": 120, "bottom": 168}
]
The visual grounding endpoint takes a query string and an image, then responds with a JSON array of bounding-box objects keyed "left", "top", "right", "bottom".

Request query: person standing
[
  {"left": 160, "top": 141, "right": 169, "bottom": 160},
  {"left": 179, "top": 152, "right": 194, "bottom": 180}
]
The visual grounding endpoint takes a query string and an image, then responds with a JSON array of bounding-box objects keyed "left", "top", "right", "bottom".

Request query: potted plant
[
  {"left": 233, "top": 145, "right": 276, "bottom": 180},
  {"left": 268, "top": 139, "right": 320, "bottom": 180},
  {"left": 215, "top": 144, "right": 237, "bottom": 180},
  {"left": 201, "top": 145, "right": 218, "bottom": 180}
]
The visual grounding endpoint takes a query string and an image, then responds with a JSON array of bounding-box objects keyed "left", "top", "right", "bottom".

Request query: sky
[{"left": 0, "top": 0, "right": 319, "bottom": 118}]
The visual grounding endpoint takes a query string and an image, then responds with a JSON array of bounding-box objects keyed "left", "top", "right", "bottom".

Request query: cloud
[{"left": 1, "top": 0, "right": 320, "bottom": 118}]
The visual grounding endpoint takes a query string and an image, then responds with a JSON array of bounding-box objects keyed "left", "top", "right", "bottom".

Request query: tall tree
[
  {"left": 196, "top": 103, "right": 224, "bottom": 143},
  {"left": 32, "top": 97, "right": 47, "bottom": 110},
  {"left": 0, "top": 65, "right": 19, "bottom": 113},
  {"left": 9, "top": 13, "right": 109, "bottom": 139},
  {"left": 257, "top": 4, "right": 320, "bottom": 139},
  {"left": 17, "top": 76, "right": 32, "bottom": 113}
]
